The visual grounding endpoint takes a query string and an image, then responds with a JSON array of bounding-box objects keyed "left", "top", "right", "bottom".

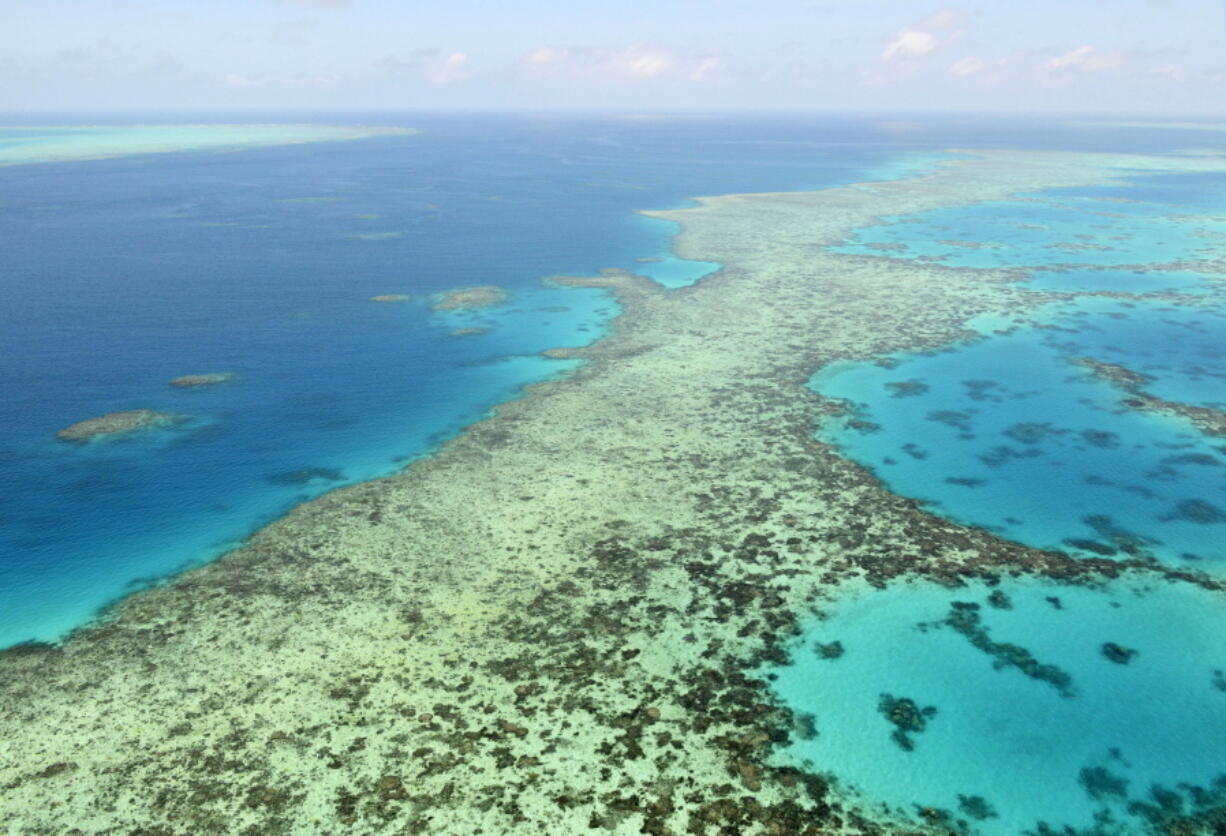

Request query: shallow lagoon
[
  {"left": 816, "top": 167, "right": 1226, "bottom": 567},
  {"left": 768, "top": 577, "right": 1226, "bottom": 835},
  {"left": 815, "top": 298, "right": 1226, "bottom": 564}
]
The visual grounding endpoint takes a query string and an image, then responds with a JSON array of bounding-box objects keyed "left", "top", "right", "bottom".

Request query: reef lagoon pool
[{"left": 767, "top": 576, "right": 1226, "bottom": 836}]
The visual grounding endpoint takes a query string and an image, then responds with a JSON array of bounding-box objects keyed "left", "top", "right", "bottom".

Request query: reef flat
[
  {"left": 4, "top": 150, "right": 1226, "bottom": 834},
  {"left": 0, "top": 124, "right": 415, "bottom": 166}
]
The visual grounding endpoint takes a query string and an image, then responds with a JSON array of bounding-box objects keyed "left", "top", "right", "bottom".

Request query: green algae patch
[
  {"left": 0, "top": 124, "right": 416, "bottom": 166},
  {"left": 56, "top": 409, "right": 186, "bottom": 442},
  {"left": 8, "top": 148, "right": 1226, "bottom": 834}
]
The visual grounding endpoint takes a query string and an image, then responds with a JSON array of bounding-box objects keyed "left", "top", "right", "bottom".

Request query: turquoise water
[
  {"left": 768, "top": 577, "right": 1226, "bottom": 835},
  {"left": 815, "top": 299, "right": 1226, "bottom": 564},
  {"left": 834, "top": 192, "right": 1226, "bottom": 270},
  {"left": 629, "top": 218, "right": 722, "bottom": 288},
  {"left": 815, "top": 168, "right": 1226, "bottom": 566},
  {"left": 1023, "top": 268, "right": 1217, "bottom": 294}
]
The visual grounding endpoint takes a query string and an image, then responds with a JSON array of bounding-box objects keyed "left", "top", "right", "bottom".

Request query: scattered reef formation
[
  {"left": 940, "top": 601, "right": 1076, "bottom": 697},
  {"left": 1101, "top": 642, "right": 1138, "bottom": 665},
  {"left": 369, "top": 294, "right": 411, "bottom": 303},
  {"left": 170, "top": 372, "right": 236, "bottom": 388},
  {"left": 56, "top": 409, "right": 184, "bottom": 442},
  {"left": 7, "top": 148, "right": 1226, "bottom": 834},
  {"left": 448, "top": 326, "right": 491, "bottom": 337},
  {"left": 431, "top": 285, "right": 508, "bottom": 311},
  {"left": 1075, "top": 356, "right": 1226, "bottom": 437},
  {"left": 878, "top": 694, "right": 937, "bottom": 751}
]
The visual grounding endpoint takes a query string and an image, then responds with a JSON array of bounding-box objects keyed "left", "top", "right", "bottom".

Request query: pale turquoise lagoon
[{"left": 768, "top": 577, "right": 1226, "bottom": 835}]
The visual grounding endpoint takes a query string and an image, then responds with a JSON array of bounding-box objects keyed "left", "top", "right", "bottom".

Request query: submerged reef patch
[
  {"left": 369, "top": 294, "right": 411, "bottom": 303},
  {"left": 431, "top": 285, "right": 509, "bottom": 311},
  {"left": 56, "top": 409, "right": 185, "bottom": 442},
  {"left": 169, "top": 372, "right": 236, "bottom": 388}
]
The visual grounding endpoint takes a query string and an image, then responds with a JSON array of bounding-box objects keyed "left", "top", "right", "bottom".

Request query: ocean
[{"left": 4, "top": 112, "right": 1226, "bottom": 834}]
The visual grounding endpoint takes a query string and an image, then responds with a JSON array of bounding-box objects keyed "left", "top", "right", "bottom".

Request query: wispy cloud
[
  {"left": 272, "top": 0, "right": 350, "bottom": 9},
  {"left": 1046, "top": 45, "right": 1123, "bottom": 72},
  {"left": 223, "top": 72, "right": 339, "bottom": 87},
  {"left": 374, "top": 49, "right": 473, "bottom": 84},
  {"left": 881, "top": 6, "right": 967, "bottom": 62},
  {"left": 519, "top": 44, "right": 724, "bottom": 82}
]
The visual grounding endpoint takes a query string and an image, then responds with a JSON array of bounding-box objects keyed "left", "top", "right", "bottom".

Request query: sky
[{"left": 2, "top": 0, "right": 1225, "bottom": 113}]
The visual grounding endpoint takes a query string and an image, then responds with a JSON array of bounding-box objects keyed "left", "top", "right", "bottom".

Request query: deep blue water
[{"left": 8, "top": 111, "right": 1149, "bottom": 650}]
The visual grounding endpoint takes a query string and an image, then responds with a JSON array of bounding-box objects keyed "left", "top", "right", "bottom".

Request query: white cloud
[
  {"left": 949, "top": 56, "right": 986, "bottom": 76},
  {"left": 1047, "top": 45, "right": 1123, "bottom": 72},
  {"left": 373, "top": 49, "right": 473, "bottom": 84},
  {"left": 610, "top": 47, "right": 674, "bottom": 78},
  {"left": 688, "top": 56, "right": 723, "bottom": 82},
  {"left": 272, "top": 0, "right": 349, "bottom": 9},
  {"left": 223, "top": 72, "right": 339, "bottom": 87},
  {"left": 916, "top": 8, "right": 965, "bottom": 29},
  {"left": 881, "top": 6, "right": 966, "bottom": 62},
  {"left": 882, "top": 30, "right": 937, "bottom": 61},
  {"left": 525, "top": 47, "right": 569, "bottom": 66},
  {"left": 519, "top": 45, "right": 723, "bottom": 83},
  {"left": 426, "top": 52, "right": 470, "bottom": 84}
]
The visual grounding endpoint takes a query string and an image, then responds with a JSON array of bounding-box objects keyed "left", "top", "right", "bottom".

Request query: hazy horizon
[{"left": 5, "top": 0, "right": 1225, "bottom": 115}]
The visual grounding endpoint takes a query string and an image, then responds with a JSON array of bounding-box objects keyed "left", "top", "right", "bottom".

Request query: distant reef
[
  {"left": 369, "top": 294, "right": 411, "bottom": 303},
  {"left": 431, "top": 285, "right": 508, "bottom": 311},
  {"left": 56, "top": 409, "right": 184, "bottom": 442},
  {"left": 169, "top": 372, "right": 235, "bottom": 388},
  {"left": 449, "top": 326, "right": 491, "bottom": 337}
]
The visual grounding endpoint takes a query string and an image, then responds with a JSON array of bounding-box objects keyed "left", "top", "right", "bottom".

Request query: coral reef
[
  {"left": 170, "top": 372, "right": 236, "bottom": 388},
  {"left": 1075, "top": 356, "right": 1226, "bottom": 437},
  {"left": 8, "top": 148, "right": 1226, "bottom": 833},
  {"left": 56, "top": 409, "right": 184, "bottom": 442},
  {"left": 878, "top": 694, "right": 937, "bottom": 751},
  {"left": 369, "top": 294, "right": 410, "bottom": 303},
  {"left": 431, "top": 285, "right": 508, "bottom": 311}
]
